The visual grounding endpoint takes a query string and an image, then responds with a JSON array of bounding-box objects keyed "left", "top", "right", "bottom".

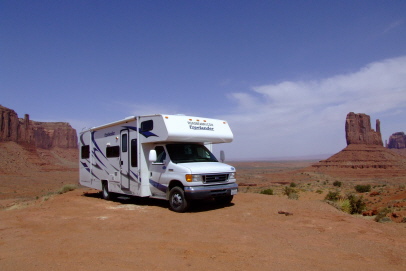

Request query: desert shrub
[
  {"left": 337, "top": 199, "right": 351, "bottom": 214},
  {"left": 379, "top": 217, "right": 392, "bottom": 223},
  {"left": 374, "top": 207, "right": 392, "bottom": 222},
  {"left": 282, "top": 186, "right": 299, "bottom": 200},
  {"left": 325, "top": 193, "right": 366, "bottom": 214},
  {"left": 57, "top": 184, "right": 77, "bottom": 194},
  {"left": 354, "top": 184, "right": 371, "bottom": 193},
  {"left": 333, "top": 181, "right": 342, "bottom": 187},
  {"left": 325, "top": 191, "right": 340, "bottom": 201},
  {"left": 347, "top": 194, "right": 366, "bottom": 214},
  {"left": 290, "top": 182, "right": 297, "bottom": 188},
  {"left": 288, "top": 192, "right": 299, "bottom": 200},
  {"left": 283, "top": 186, "right": 296, "bottom": 197},
  {"left": 316, "top": 189, "right": 323, "bottom": 194},
  {"left": 260, "top": 189, "right": 274, "bottom": 195}
]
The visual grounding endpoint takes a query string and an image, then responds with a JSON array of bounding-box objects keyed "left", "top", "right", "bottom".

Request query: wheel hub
[{"left": 172, "top": 193, "right": 182, "bottom": 207}]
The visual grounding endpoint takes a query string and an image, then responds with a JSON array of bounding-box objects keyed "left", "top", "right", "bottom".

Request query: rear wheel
[
  {"left": 102, "top": 182, "right": 112, "bottom": 200},
  {"left": 168, "top": 186, "right": 189, "bottom": 213}
]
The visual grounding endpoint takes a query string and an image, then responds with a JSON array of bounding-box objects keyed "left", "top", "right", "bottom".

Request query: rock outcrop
[
  {"left": 345, "top": 112, "right": 383, "bottom": 146},
  {"left": 388, "top": 132, "right": 406, "bottom": 149},
  {"left": 311, "top": 112, "right": 406, "bottom": 172},
  {"left": 0, "top": 105, "right": 77, "bottom": 149},
  {"left": 312, "top": 144, "right": 406, "bottom": 170}
]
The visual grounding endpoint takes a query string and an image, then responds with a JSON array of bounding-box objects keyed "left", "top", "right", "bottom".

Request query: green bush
[
  {"left": 325, "top": 191, "right": 340, "bottom": 201},
  {"left": 325, "top": 191, "right": 366, "bottom": 214},
  {"left": 290, "top": 182, "right": 297, "bottom": 188},
  {"left": 283, "top": 186, "right": 296, "bottom": 196},
  {"left": 354, "top": 184, "right": 371, "bottom": 193},
  {"left": 338, "top": 199, "right": 351, "bottom": 214},
  {"left": 333, "top": 181, "right": 342, "bottom": 187},
  {"left": 260, "top": 189, "right": 274, "bottom": 195},
  {"left": 282, "top": 186, "right": 299, "bottom": 200},
  {"left": 347, "top": 194, "right": 366, "bottom": 214}
]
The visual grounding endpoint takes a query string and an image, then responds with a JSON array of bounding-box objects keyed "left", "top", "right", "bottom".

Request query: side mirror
[
  {"left": 149, "top": 150, "right": 157, "bottom": 162},
  {"left": 220, "top": 150, "right": 225, "bottom": 163}
]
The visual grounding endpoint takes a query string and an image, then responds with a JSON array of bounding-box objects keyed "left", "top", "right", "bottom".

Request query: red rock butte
[
  {"left": 388, "top": 132, "right": 406, "bottom": 149},
  {"left": 312, "top": 112, "right": 406, "bottom": 174},
  {"left": 0, "top": 105, "right": 77, "bottom": 149},
  {"left": 345, "top": 112, "right": 383, "bottom": 146}
]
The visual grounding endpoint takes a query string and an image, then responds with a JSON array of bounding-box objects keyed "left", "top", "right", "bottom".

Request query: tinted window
[
  {"left": 154, "top": 146, "right": 166, "bottom": 163},
  {"left": 121, "top": 133, "right": 128, "bottom": 152},
  {"left": 131, "top": 139, "right": 138, "bottom": 167},
  {"left": 106, "top": 146, "right": 120, "bottom": 158},
  {"left": 141, "top": 120, "right": 153, "bottom": 132},
  {"left": 166, "top": 144, "right": 218, "bottom": 163},
  {"left": 81, "top": 145, "right": 90, "bottom": 159}
]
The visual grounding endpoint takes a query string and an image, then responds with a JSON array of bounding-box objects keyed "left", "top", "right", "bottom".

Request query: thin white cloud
[
  {"left": 220, "top": 56, "right": 406, "bottom": 159},
  {"left": 383, "top": 19, "right": 404, "bottom": 33}
]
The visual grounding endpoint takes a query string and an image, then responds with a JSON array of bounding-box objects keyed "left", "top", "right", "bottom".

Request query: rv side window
[
  {"left": 141, "top": 120, "right": 153, "bottom": 132},
  {"left": 81, "top": 145, "right": 90, "bottom": 159},
  {"left": 154, "top": 146, "right": 166, "bottom": 163},
  {"left": 121, "top": 133, "right": 128, "bottom": 152},
  {"left": 106, "top": 146, "right": 120, "bottom": 158},
  {"left": 131, "top": 139, "right": 137, "bottom": 167}
]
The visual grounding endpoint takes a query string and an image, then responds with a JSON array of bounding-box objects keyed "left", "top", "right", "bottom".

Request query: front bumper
[{"left": 184, "top": 182, "right": 238, "bottom": 200}]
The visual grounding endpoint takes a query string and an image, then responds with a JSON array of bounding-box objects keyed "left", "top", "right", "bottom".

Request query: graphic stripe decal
[{"left": 149, "top": 179, "right": 167, "bottom": 193}]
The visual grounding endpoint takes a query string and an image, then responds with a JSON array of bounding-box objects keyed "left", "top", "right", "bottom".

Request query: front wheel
[{"left": 168, "top": 186, "right": 189, "bottom": 213}]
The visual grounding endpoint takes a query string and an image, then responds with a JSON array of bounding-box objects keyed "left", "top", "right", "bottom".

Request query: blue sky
[{"left": 1, "top": 1, "right": 406, "bottom": 160}]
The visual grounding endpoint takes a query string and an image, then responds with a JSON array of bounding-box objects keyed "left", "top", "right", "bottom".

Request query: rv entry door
[{"left": 120, "top": 130, "right": 130, "bottom": 189}]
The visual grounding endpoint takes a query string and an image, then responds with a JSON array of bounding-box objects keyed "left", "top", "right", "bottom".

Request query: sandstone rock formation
[
  {"left": 312, "top": 144, "right": 406, "bottom": 170},
  {"left": 0, "top": 105, "right": 77, "bottom": 149},
  {"left": 388, "top": 132, "right": 406, "bottom": 149},
  {"left": 311, "top": 112, "right": 406, "bottom": 172},
  {"left": 345, "top": 112, "right": 383, "bottom": 146}
]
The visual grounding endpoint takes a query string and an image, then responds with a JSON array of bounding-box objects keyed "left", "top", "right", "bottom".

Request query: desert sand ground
[{"left": 0, "top": 142, "right": 405, "bottom": 270}]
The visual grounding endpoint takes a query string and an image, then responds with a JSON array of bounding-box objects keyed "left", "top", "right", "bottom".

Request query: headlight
[
  {"left": 185, "top": 174, "right": 203, "bottom": 182},
  {"left": 229, "top": 172, "right": 236, "bottom": 180}
]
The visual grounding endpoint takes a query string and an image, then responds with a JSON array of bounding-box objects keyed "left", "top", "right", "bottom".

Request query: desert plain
[{"left": 0, "top": 142, "right": 406, "bottom": 270}]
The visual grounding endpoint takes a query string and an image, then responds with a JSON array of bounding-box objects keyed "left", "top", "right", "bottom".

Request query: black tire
[
  {"left": 215, "top": 195, "right": 233, "bottom": 205},
  {"left": 102, "top": 182, "right": 112, "bottom": 200},
  {"left": 168, "top": 186, "right": 189, "bottom": 213}
]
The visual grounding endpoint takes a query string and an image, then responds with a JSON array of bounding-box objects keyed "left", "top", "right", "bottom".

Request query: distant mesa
[
  {"left": 0, "top": 105, "right": 77, "bottom": 149},
  {"left": 387, "top": 132, "right": 406, "bottom": 149}
]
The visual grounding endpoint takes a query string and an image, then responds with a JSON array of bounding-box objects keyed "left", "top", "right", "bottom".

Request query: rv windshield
[{"left": 166, "top": 143, "right": 218, "bottom": 163}]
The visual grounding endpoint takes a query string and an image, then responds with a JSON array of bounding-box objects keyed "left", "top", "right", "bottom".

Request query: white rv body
[{"left": 79, "top": 114, "right": 237, "bottom": 212}]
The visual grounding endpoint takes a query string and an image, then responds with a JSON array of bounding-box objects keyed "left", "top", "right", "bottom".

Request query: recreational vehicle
[{"left": 79, "top": 114, "right": 238, "bottom": 212}]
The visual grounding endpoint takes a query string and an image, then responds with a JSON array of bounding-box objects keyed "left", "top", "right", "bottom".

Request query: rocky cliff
[
  {"left": 0, "top": 105, "right": 77, "bottom": 149},
  {"left": 345, "top": 112, "right": 383, "bottom": 146},
  {"left": 388, "top": 132, "right": 406, "bottom": 149}
]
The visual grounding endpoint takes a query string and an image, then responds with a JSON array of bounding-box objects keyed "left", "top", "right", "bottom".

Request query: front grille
[{"left": 203, "top": 174, "right": 229, "bottom": 183}]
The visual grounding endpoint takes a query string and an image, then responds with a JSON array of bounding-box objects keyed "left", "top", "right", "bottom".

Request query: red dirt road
[{"left": 1, "top": 188, "right": 405, "bottom": 271}]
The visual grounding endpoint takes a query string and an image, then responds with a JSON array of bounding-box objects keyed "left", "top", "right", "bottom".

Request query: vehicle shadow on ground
[{"left": 82, "top": 191, "right": 234, "bottom": 213}]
